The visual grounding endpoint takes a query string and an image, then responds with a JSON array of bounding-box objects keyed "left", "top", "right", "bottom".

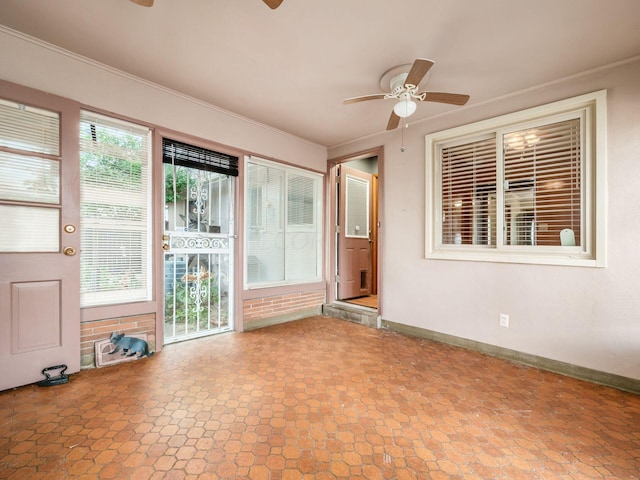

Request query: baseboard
[{"left": 382, "top": 320, "right": 640, "bottom": 395}]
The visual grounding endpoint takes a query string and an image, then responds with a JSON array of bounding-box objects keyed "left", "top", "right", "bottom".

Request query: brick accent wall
[
  {"left": 243, "top": 289, "right": 325, "bottom": 326},
  {"left": 80, "top": 313, "right": 156, "bottom": 368}
]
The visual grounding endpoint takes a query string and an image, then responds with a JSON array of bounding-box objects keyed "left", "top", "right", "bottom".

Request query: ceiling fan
[
  {"left": 130, "top": 0, "right": 283, "bottom": 8},
  {"left": 343, "top": 58, "right": 470, "bottom": 130}
]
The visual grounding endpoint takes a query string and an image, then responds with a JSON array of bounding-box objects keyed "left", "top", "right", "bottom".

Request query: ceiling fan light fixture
[
  {"left": 393, "top": 98, "right": 417, "bottom": 118},
  {"left": 343, "top": 58, "right": 469, "bottom": 131}
]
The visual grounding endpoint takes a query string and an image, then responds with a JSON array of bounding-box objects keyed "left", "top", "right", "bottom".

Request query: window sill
[
  {"left": 243, "top": 280, "right": 325, "bottom": 298},
  {"left": 426, "top": 248, "right": 604, "bottom": 268},
  {"left": 81, "top": 300, "right": 158, "bottom": 322}
]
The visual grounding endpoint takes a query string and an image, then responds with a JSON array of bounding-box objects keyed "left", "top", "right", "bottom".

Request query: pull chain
[{"left": 401, "top": 118, "right": 406, "bottom": 152}]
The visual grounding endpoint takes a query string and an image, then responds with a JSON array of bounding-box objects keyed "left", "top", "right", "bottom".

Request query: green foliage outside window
[
  {"left": 80, "top": 124, "right": 143, "bottom": 185},
  {"left": 164, "top": 166, "right": 190, "bottom": 203},
  {"left": 164, "top": 276, "right": 220, "bottom": 329}
]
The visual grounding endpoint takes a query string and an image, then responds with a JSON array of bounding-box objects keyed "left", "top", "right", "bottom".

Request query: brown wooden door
[
  {"left": 337, "top": 165, "right": 372, "bottom": 300},
  {"left": 0, "top": 81, "right": 81, "bottom": 391}
]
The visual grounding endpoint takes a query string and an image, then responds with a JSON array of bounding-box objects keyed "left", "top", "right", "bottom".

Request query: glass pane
[
  {"left": 0, "top": 205, "right": 59, "bottom": 252},
  {"left": 503, "top": 119, "right": 581, "bottom": 247},
  {"left": 346, "top": 175, "right": 369, "bottom": 238},
  {"left": 288, "top": 174, "right": 314, "bottom": 225},
  {"left": 246, "top": 163, "right": 285, "bottom": 284},
  {"left": 164, "top": 249, "right": 233, "bottom": 342},
  {"left": 0, "top": 151, "right": 60, "bottom": 204},
  {"left": 285, "top": 230, "right": 320, "bottom": 280},
  {"left": 441, "top": 136, "right": 496, "bottom": 245},
  {"left": 285, "top": 172, "right": 321, "bottom": 281},
  {"left": 245, "top": 159, "right": 322, "bottom": 286},
  {"left": 0, "top": 99, "right": 60, "bottom": 155},
  {"left": 80, "top": 111, "right": 151, "bottom": 308},
  {"left": 164, "top": 165, "right": 233, "bottom": 234}
]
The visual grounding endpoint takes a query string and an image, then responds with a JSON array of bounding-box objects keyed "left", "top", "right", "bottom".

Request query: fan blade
[
  {"left": 404, "top": 58, "right": 434, "bottom": 88},
  {"left": 130, "top": 0, "right": 154, "bottom": 6},
  {"left": 343, "top": 94, "right": 387, "bottom": 105},
  {"left": 386, "top": 112, "right": 400, "bottom": 130},
  {"left": 263, "top": 0, "right": 284, "bottom": 8},
  {"left": 419, "top": 92, "right": 470, "bottom": 106}
]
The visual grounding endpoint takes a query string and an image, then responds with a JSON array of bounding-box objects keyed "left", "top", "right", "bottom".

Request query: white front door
[{"left": 0, "top": 81, "right": 81, "bottom": 391}]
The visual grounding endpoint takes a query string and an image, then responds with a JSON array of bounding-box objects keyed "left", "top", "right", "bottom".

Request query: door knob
[
  {"left": 162, "top": 244, "right": 170, "bottom": 251},
  {"left": 63, "top": 246, "right": 76, "bottom": 256}
]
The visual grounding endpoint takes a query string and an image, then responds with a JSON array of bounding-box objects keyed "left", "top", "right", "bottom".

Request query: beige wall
[
  {"left": 0, "top": 27, "right": 327, "bottom": 170},
  {"left": 329, "top": 58, "right": 640, "bottom": 381}
]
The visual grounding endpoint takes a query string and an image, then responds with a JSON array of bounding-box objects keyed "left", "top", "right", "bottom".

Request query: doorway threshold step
[{"left": 322, "top": 303, "right": 379, "bottom": 328}]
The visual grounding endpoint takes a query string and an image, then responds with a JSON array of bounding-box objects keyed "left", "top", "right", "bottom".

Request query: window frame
[
  {"left": 425, "top": 90, "right": 607, "bottom": 267},
  {"left": 244, "top": 156, "right": 323, "bottom": 289},
  {"left": 79, "top": 110, "right": 153, "bottom": 307}
]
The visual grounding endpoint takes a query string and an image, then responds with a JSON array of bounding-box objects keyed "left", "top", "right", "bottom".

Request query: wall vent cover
[{"left": 94, "top": 334, "right": 148, "bottom": 368}]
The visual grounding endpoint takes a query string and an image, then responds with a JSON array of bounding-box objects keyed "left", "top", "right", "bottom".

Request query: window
[
  {"left": 0, "top": 99, "right": 61, "bottom": 252},
  {"left": 245, "top": 157, "right": 323, "bottom": 287},
  {"left": 345, "top": 174, "right": 369, "bottom": 238},
  {"left": 426, "top": 91, "right": 606, "bottom": 267},
  {"left": 80, "top": 111, "right": 152, "bottom": 307}
]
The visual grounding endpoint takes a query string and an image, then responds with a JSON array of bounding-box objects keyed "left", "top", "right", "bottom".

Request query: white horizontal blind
[
  {"left": 0, "top": 205, "right": 59, "bottom": 252},
  {"left": 503, "top": 118, "right": 581, "bottom": 247},
  {"left": 79, "top": 111, "right": 151, "bottom": 307},
  {"left": 285, "top": 171, "right": 321, "bottom": 281},
  {"left": 0, "top": 99, "right": 61, "bottom": 253},
  {"left": 0, "top": 99, "right": 59, "bottom": 155},
  {"left": 0, "top": 151, "right": 59, "bottom": 204},
  {"left": 287, "top": 173, "right": 314, "bottom": 226},
  {"left": 440, "top": 136, "right": 496, "bottom": 245}
]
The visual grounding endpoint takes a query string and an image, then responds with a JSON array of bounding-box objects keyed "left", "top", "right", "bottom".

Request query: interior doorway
[{"left": 331, "top": 149, "right": 381, "bottom": 312}]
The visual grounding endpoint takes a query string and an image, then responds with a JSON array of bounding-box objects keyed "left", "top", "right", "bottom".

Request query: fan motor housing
[{"left": 379, "top": 64, "right": 430, "bottom": 92}]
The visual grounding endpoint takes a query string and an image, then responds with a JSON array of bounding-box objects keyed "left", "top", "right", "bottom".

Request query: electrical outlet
[{"left": 499, "top": 313, "right": 509, "bottom": 328}]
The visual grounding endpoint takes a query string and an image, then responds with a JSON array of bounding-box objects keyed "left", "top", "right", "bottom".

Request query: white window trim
[{"left": 425, "top": 90, "right": 607, "bottom": 267}]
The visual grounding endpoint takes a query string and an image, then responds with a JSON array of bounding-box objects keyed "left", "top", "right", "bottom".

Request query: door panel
[
  {"left": 0, "top": 81, "right": 80, "bottom": 391},
  {"left": 337, "top": 165, "right": 372, "bottom": 300},
  {"left": 12, "top": 281, "right": 61, "bottom": 353}
]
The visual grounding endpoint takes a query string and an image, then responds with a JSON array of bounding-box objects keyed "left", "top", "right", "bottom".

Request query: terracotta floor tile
[{"left": 1, "top": 316, "right": 639, "bottom": 479}]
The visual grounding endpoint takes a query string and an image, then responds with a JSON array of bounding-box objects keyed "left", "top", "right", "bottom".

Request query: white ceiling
[{"left": 2, "top": 0, "right": 640, "bottom": 147}]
